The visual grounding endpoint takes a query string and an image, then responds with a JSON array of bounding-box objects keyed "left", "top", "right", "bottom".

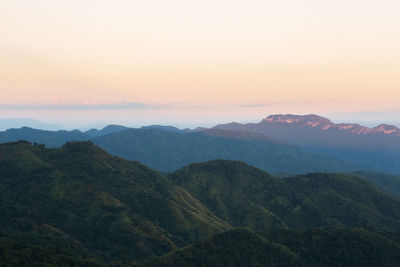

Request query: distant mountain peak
[
  {"left": 263, "top": 114, "right": 332, "bottom": 127},
  {"left": 262, "top": 114, "right": 400, "bottom": 135},
  {"left": 371, "top": 124, "right": 400, "bottom": 134}
]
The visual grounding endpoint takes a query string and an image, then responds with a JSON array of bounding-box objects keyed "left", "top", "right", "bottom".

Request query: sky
[{"left": 1, "top": 0, "right": 399, "bottom": 129}]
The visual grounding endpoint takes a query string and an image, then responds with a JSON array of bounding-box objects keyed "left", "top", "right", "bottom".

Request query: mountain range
[
  {"left": 212, "top": 114, "right": 400, "bottom": 173},
  {"left": 1, "top": 141, "right": 400, "bottom": 266},
  {"left": 92, "top": 128, "right": 356, "bottom": 173},
  {"left": 2, "top": 114, "right": 400, "bottom": 174},
  {"left": 0, "top": 141, "right": 229, "bottom": 265},
  {"left": 0, "top": 124, "right": 358, "bottom": 174}
]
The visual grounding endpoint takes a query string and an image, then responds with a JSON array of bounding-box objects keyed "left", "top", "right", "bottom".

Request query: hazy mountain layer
[
  {"left": 0, "top": 126, "right": 357, "bottom": 174},
  {"left": 213, "top": 114, "right": 400, "bottom": 173},
  {"left": 92, "top": 128, "right": 357, "bottom": 173}
]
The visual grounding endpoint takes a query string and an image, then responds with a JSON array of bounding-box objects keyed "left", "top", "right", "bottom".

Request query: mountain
[
  {"left": 0, "top": 126, "right": 357, "bottom": 174},
  {"left": 262, "top": 227, "right": 400, "bottom": 267},
  {"left": 201, "top": 128, "right": 283, "bottom": 142},
  {"left": 0, "top": 127, "right": 89, "bottom": 147},
  {"left": 145, "top": 228, "right": 400, "bottom": 267},
  {"left": 0, "top": 236, "right": 105, "bottom": 267},
  {"left": 352, "top": 171, "right": 400, "bottom": 199},
  {"left": 140, "top": 125, "right": 185, "bottom": 133},
  {"left": 262, "top": 114, "right": 400, "bottom": 136},
  {"left": 85, "top": 124, "right": 129, "bottom": 137},
  {"left": 92, "top": 128, "right": 357, "bottom": 173},
  {"left": 2, "top": 142, "right": 400, "bottom": 265},
  {"left": 0, "top": 125, "right": 130, "bottom": 147},
  {"left": 142, "top": 228, "right": 299, "bottom": 267},
  {"left": 169, "top": 160, "right": 400, "bottom": 232},
  {"left": 213, "top": 114, "right": 400, "bottom": 173},
  {"left": 0, "top": 118, "right": 61, "bottom": 131},
  {"left": 0, "top": 141, "right": 229, "bottom": 265}
]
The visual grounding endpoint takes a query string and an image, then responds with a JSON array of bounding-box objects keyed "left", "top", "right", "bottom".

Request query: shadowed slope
[
  {"left": 141, "top": 228, "right": 299, "bottom": 267},
  {"left": 0, "top": 141, "right": 230, "bottom": 264},
  {"left": 144, "top": 227, "right": 400, "bottom": 267},
  {"left": 93, "top": 128, "right": 357, "bottom": 173},
  {"left": 263, "top": 228, "right": 400, "bottom": 267},
  {"left": 169, "top": 160, "right": 400, "bottom": 232}
]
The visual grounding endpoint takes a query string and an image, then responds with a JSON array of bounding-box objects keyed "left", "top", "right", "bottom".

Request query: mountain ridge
[
  {"left": 2, "top": 142, "right": 400, "bottom": 265},
  {"left": 213, "top": 114, "right": 400, "bottom": 173},
  {"left": 262, "top": 114, "right": 400, "bottom": 135}
]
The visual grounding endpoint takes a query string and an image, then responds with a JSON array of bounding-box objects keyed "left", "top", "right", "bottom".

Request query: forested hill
[
  {"left": 0, "top": 141, "right": 229, "bottom": 265},
  {"left": 144, "top": 228, "right": 400, "bottom": 267},
  {"left": 169, "top": 160, "right": 400, "bottom": 232},
  {"left": 1, "top": 141, "right": 400, "bottom": 266}
]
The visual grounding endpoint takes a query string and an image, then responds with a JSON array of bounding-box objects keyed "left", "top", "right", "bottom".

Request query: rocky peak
[
  {"left": 370, "top": 124, "right": 400, "bottom": 135},
  {"left": 263, "top": 114, "right": 332, "bottom": 127},
  {"left": 262, "top": 114, "right": 400, "bottom": 136}
]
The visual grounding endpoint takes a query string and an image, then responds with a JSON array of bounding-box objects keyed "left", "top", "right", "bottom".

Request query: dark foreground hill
[
  {"left": 0, "top": 237, "right": 105, "bottom": 267},
  {"left": 0, "top": 141, "right": 229, "bottom": 265},
  {"left": 263, "top": 228, "right": 400, "bottom": 267},
  {"left": 1, "top": 142, "right": 400, "bottom": 266},
  {"left": 144, "top": 228, "right": 400, "bottom": 267},
  {"left": 142, "top": 228, "right": 299, "bottom": 267},
  {"left": 169, "top": 160, "right": 400, "bottom": 232},
  {"left": 352, "top": 171, "right": 400, "bottom": 199},
  {"left": 0, "top": 127, "right": 89, "bottom": 147}
]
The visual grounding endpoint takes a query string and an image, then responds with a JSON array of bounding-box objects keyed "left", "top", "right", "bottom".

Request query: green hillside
[
  {"left": 0, "top": 237, "right": 105, "bottom": 267},
  {"left": 142, "top": 228, "right": 299, "bottom": 267},
  {"left": 146, "top": 228, "right": 400, "bottom": 267},
  {"left": 1, "top": 142, "right": 400, "bottom": 266},
  {"left": 0, "top": 141, "right": 229, "bottom": 265},
  {"left": 169, "top": 160, "right": 400, "bottom": 232},
  {"left": 352, "top": 171, "right": 400, "bottom": 199},
  {"left": 263, "top": 228, "right": 400, "bottom": 266}
]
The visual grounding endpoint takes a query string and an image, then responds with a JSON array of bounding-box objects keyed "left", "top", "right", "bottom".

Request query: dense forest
[{"left": 1, "top": 141, "right": 400, "bottom": 266}]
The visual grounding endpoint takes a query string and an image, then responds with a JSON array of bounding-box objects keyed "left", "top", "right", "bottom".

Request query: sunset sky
[{"left": 1, "top": 1, "right": 399, "bottom": 129}]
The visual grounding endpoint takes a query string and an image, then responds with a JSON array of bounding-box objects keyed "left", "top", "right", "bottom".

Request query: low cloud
[
  {"left": 0, "top": 102, "right": 171, "bottom": 110},
  {"left": 241, "top": 101, "right": 313, "bottom": 108},
  {"left": 0, "top": 101, "right": 217, "bottom": 111},
  {"left": 241, "top": 103, "right": 272, "bottom": 108}
]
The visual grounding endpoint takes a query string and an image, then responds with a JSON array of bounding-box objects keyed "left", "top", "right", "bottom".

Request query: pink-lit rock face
[
  {"left": 263, "top": 114, "right": 331, "bottom": 125},
  {"left": 370, "top": 124, "right": 399, "bottom": 134},
  {"left": 262, "top": 114, "right": 400, "bottom": 136}
]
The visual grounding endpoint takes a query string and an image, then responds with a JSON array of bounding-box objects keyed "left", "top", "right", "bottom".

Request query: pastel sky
[{"left": 1, "top": 0, "right": 399, "bottom": 129}]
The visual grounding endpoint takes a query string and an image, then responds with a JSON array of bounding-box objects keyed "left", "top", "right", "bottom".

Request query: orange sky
[{"left": 0, "top": 1, "right": 399, "bottom": 128}]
